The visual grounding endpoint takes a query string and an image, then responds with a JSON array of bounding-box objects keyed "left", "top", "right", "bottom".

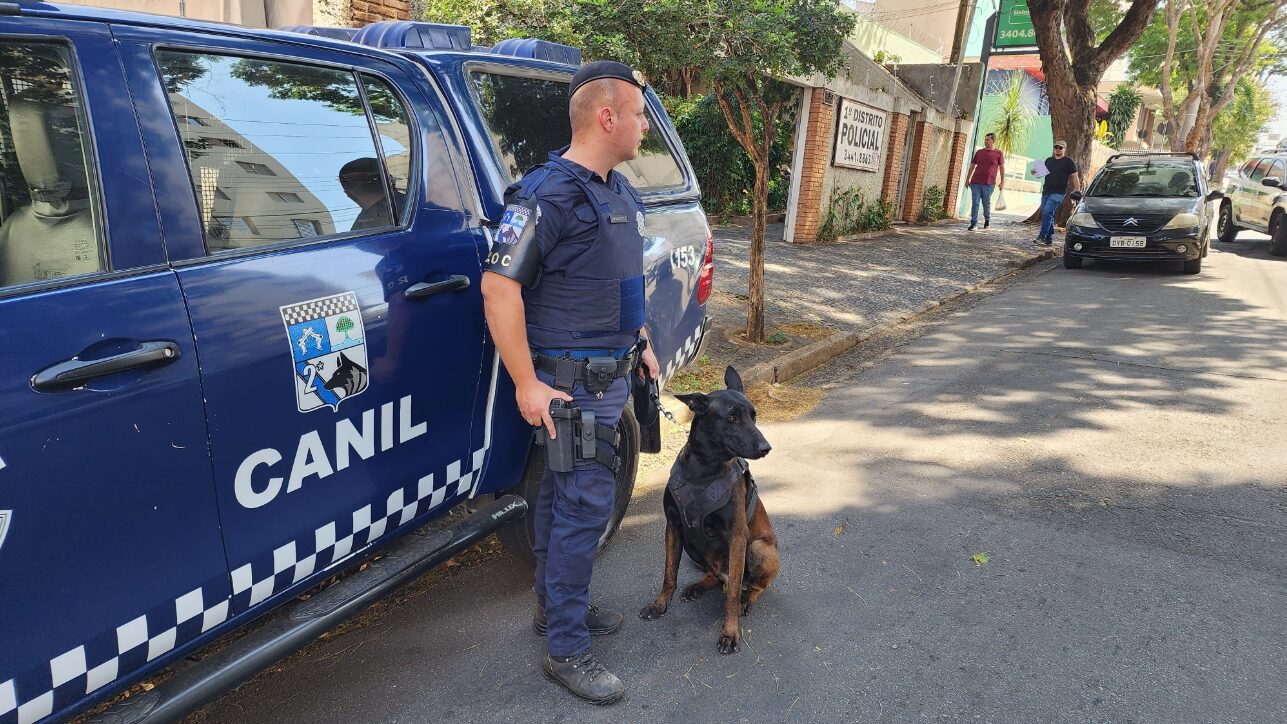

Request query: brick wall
[
  {"left": 347, "top": 0, "right": 409, "bottom": 25},
  {"left": 792, "top": 88, "right": 837, "bottom": 244},
  {"left": 880, "top": 112, "right": 909, "bottom": 206},
  {"left": 943, "top": 129, "right": 969, "bottom": 218},
  {"left": 900, "top": 119, "right": 933, "bottom": 222}
]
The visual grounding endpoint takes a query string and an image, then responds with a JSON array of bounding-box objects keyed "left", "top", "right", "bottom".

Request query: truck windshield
[
  {"left": 1090, "top": 164, "right": 1199, "bottom": 198},
  {"left": 468, "top": 70, "right": 686, "bottom": 192}
]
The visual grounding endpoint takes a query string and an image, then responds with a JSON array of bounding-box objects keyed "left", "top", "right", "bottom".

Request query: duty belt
[{"left": 532, "top": 350, "right": 638, "bottom": 396}]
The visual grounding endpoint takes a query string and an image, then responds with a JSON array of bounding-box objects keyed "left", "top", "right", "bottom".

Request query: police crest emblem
[
  {"left": 280, "top": 291, "right": 370, "bottom": 413},
  {"left": 497, "top": 203, "right": 538, "bottom": 246},
  {"left": 636, "top": 211, "right": 646, "bottom": 235},
  {"left": 0, "top": 510, "right": 10, "bottom": 554}
]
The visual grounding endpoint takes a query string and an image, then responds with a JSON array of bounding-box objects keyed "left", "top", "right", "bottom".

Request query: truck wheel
[
  {"left": 1271, "top": 210, "right": 1284, "bottom": 240},
  {"left": 495, "top": 404, "right": 640, "bottom": 563},
  {"left": 1216, "top": 203, "right": 1239, "bottom": 243},
  {"left": 1271, "top": 216, "right": 1287, "bottom": 256}
]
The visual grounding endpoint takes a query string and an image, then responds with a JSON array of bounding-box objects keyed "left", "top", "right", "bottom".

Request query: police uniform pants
[{"left": 532, "top": 370, "right": 629, "bottom": 658}]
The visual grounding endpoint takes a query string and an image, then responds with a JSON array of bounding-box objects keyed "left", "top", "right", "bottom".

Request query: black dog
[{"left": 640, "top": 366, "right": 779, "bottom": 654}]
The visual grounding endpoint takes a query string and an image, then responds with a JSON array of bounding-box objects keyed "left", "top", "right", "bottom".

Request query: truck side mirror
[
  {"left": 1068, "top": 191, "right": 1083, "bottom": 202},
  {"left": 1261, "top": 177, "right": 1281, "bottom": 188},
  {"left": 1205, "top": 190, "right": 1224, "bottom": 201}
]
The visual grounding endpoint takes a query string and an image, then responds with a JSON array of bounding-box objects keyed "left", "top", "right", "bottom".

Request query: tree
[
  {"left": 1210, "top": 77, "right": 1278, "bottom": 181},
  {"left": 987, "top": 72, "right": 1036, "bottom": 160},
  {"left": 570, "top": 0, "right": 853, "bottom": 341},
  {"left": 336, "top": 315, "right": 356, "bottom": 342},
  {"left": 1105, "top": 83, "right": 1142, "bottom": 150},
  {"left": 1129, "top": 0, "right": 1285, "bottom": 157},
  {"left": 1027, "top": 0, "right": 1157, "bottom": 201}
]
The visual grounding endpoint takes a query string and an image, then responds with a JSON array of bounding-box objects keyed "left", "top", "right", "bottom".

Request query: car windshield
[{"left": 1089, "top": 163, "right": 1199, "bottom": 197}]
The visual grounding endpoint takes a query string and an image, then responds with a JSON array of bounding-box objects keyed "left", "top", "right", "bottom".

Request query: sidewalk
[{"left": 669, "top": 211, "right": 1056, "bottom": 392}]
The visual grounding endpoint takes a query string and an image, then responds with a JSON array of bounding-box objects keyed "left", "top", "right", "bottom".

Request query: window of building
[
  {"left": 235, "top": 160, "right": 276, "bottom": 176},
  {"left": 293, "top": 218, "right": 322, "bottom": 238},
  {"left": 0, "top": 42, "right": 105, "bottom": 290},
  {"left": 178, "top": 114, "right": 208, "bottom": 126},
  {"left": 158, "top": 51, "right": 398, "bottom": 251},
  {"left": 203, "top": 137, "right": 244, "bottom": 149},
  {"left": 469, "top": 71, "right": 686, "bottom": 192}
]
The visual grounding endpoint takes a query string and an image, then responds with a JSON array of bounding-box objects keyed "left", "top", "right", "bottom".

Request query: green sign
[{"left": 995, "top": 0, "right": 1036, "bottom": 48}]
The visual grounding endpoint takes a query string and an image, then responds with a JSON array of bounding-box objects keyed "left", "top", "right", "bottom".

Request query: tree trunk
[
  {"left": 745, "top": 156, "right": 769, "bottom": 343},
  {"left": 1048, "top": 84, "right": 1097, "bottom": 226},
  {"left": 1211, "top": 147, "right": 1233, "bottom": 183}
]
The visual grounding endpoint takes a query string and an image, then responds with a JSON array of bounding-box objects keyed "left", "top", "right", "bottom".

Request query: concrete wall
[
  {"left": 890, "top": 63, "right": 984, "bottom": 120},
  {"left": 847, "top": 12, "right": 943, "bottom": 65},
  {"left": 860, "top": 0, "right": 957, "bottom": 60}
]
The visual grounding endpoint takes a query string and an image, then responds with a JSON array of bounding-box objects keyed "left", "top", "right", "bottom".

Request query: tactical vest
[
  {"left": 510, "top": 161, "right": 646, "bottom": 351},
  {"left": 666, "top": 458, "right": 759, "bottom": 562}
]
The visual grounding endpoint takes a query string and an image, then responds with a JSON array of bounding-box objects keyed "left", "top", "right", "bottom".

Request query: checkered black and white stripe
[
  {"left": 230, "top": 455, "right": 479, "bottom": 609},
  {"left": 661, "top": 322, "right": 707, "bottom": 385},
  {"left": 0, "top": 579, "right": 229, "bottom": 724},
  {"left": 280, "top": 292, "right": 359, "bottom": 327},
  {"left": 0, "top": 449, "right": 486, "bottom": 724}
]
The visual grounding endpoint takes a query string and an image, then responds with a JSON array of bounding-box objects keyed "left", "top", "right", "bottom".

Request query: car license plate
[{"left": 1109, "top": 236, "right": 1147, "bottom": 248}]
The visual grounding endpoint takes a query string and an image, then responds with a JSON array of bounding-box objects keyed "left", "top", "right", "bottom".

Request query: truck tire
[
  {"left": 495, "top": 403, "right": 640, "bottom": 563},
  {"left": 1272, "top": 216, "right": 1287, "bottom": 256},
  {"left": 1216, "top": 202, "right": 1240, "bottom": 243}
]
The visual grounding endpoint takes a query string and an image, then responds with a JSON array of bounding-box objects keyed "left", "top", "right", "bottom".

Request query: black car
[{"left": 1064, "top": 152, "right": 1224, "bottom": 274}]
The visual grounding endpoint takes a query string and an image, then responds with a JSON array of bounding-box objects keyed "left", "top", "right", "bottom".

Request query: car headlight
[
  {"left": 1163, "top": 213, "right": 1200, "bottom": 229},
  {"left": 1068, "top": 212, "right": 1096, "bottom": 228}
]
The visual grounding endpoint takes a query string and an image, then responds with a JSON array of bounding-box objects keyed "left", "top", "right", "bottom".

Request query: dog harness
[{"left": 667, "top": 458, "right": 759, "bottom": 556}]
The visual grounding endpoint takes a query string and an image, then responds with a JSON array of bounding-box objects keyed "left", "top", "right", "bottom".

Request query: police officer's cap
[{"left": 569, "top": 61, "right": 647, "bottom": 98}]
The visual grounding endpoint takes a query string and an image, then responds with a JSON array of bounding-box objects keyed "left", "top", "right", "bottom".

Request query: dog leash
[{"left": 650, "top": 388, "right": 688, "bottom": 434}]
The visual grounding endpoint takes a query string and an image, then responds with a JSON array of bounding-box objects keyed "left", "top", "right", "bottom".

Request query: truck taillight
[{"left": 696, "top": 234, "right": 714, "bottom": 305}]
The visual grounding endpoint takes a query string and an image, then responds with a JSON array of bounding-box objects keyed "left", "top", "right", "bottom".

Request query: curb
[{"left": 740, "top": 248, "right": 1059, "bottom": 388}]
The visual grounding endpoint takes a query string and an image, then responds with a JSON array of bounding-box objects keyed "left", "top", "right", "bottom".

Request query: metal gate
[{"left": 896, "top": 111, "right": 920, "bottom": 217}]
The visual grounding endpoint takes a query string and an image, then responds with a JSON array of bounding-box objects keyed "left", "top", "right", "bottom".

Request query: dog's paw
[
  {"left": 639, "top": 603, "right": 668, "bottom": 620},
  {"left": 717, "top": 633, "right": 740, "bottom": 655},
  {"left": 680, "top": 584, "right": 708, "bottom": 602}
]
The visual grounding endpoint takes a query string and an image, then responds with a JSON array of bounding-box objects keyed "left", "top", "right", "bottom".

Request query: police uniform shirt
[{"left": 512, "top": 148, "right": 644, "bottom": 281}]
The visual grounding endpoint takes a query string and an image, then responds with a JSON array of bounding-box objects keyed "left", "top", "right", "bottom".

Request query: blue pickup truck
[{"left": 0, "top": 6, "right": 711, "bottom": 722}]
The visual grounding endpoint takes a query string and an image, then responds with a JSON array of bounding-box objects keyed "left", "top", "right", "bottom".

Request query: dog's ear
[
  {"left": 724, "top": 366, "right": 744, "bottom": 394},
  {"left": 674, "top": 392, "right": 709, "bottom": 415}
]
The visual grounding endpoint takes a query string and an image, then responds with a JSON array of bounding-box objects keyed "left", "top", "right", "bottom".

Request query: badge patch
[
  {"left": 497, "top": 203, "right": 537, "bottom": 245},
  {"left": 280, "top": 292, "right": 369, "bottom": 413},
  {"left": 0, "top": 510, "right": 10, "bottom": 554},
  {"left": 636, "top": 211, "right": 646, "bottom": 235}
]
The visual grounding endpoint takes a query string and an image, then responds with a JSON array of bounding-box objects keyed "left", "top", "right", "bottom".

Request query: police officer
[{"left": 480, "top": 60, "right": 660, "bottom": 705}]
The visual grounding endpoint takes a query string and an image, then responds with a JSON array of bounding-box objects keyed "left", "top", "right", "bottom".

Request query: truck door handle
[
  {"left": 32, "top": 340, "right": 181, "bottom": 391},
  {"left": 404, "top": 275, "right": 470, "bottom": 300}
]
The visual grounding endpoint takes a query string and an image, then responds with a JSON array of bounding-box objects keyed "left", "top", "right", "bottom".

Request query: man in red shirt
[{"left": 966, "top": 132, "right": 1005, "bottom": 231}]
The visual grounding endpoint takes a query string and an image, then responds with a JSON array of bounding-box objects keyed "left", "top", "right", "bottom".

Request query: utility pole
[{"left": 945, "top": 0, "right": 977, "bottom": 119}]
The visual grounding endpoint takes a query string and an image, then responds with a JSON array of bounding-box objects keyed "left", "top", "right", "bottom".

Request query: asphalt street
[{"left": 193, "top": 236, "right": 1287, "bottom": 723}]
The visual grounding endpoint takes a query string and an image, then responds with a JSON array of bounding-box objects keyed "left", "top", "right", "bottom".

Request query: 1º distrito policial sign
[{"left": 832, "top": 98, "right": 887, "bottom": 173}]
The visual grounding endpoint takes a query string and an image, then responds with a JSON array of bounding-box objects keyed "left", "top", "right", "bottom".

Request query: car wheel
[
  {"left": 1271, "top": 216, "right": 1287, "bottom": 256},
  {"left": 495, "top": 404, "right": 640, "bottom": 563},
  {"left": 1063, "top": 254, "right": 1083, "bottom": 269},
  {"left": 1271, "top": 210, "right": 1284, "bottom": 240},
  {"left": 1216, "top": 203, "right": 1239, "bottom": 243},
  {"left": 1183, "top": 256, "right": 1202, "bottom": 274}
]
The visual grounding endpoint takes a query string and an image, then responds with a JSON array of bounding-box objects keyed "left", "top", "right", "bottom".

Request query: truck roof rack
[
  {"left": 1107, "top": 151, "right": 1200, "bottom": 163},
  {"left": 490, "top": 38, "right": 581, "bottom": 65},
  {"left": 351, "top": 21, "right": 472, "bottom": 50},
  {"left": 278, "top": 25, "right": 359, "bottom": 42}
]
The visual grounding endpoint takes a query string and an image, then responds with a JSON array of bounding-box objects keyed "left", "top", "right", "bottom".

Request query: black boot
[
  {"left": 542, "top": 652, "right": 625, "bottom": 705},
  {"left": 534, "top": 595, "right": 624, "bottom": 636}
]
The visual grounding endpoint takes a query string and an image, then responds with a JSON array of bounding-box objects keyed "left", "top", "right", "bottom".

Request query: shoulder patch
[
  {"left": 498, "top": 203, "right": 540, "bottom": 246},
  {"left": 636, "top": 211, "right": 646, "bottom": 235}
]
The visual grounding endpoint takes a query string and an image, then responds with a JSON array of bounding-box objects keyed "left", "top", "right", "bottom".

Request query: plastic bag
[{"left": 994, "top": 189, "right": 1008, "bottom": 211}]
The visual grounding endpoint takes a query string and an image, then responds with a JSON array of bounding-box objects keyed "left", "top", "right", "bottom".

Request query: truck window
[
  {"left": 360, "top": 74, "right": 413, "bottom": 224},
  {"left": 468, "top": 70, "right": 686, "bottom": 192},
  {"left": 1249, "top": 158, "right": 1272, "bottom": 181},
  {"left": 0, "top": 42, "right": 104, "bottom": 289},
  {"left": 156, "top": 51, "right": 398, "bottom": 250}
]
